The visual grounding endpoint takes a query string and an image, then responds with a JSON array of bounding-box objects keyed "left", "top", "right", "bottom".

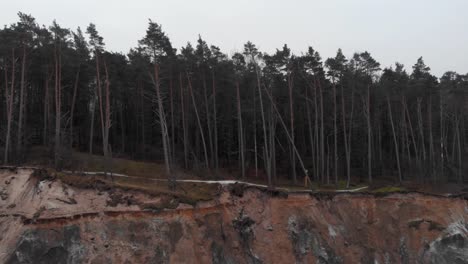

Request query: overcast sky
[{"left": 2, "top": 0, "right": 468, "bottom": 77}]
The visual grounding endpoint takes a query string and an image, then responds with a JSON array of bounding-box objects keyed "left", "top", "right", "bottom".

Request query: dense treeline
[{"left": 1, "top": 13, "right": 467, "bottom": 187}]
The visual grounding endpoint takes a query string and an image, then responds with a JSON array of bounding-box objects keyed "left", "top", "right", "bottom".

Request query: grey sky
[{"left": 3, "top": 0, "right": 468, "bottom": 77}]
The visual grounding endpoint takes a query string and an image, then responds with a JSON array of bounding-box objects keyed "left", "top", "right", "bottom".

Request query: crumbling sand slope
[{"left": 0, "top": 168, "right": 467, "bottom": 264}]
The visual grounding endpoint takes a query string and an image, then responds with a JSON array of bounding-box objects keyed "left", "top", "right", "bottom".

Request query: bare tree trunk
[
  {"left": 366, "top": 85, "right": 372, "bottom": 183},
  {"left": 89, "top": 96, "right": 95, "bottom": 154},
  {"left": 404, "top": 99, "right": 420, "bottom": 172},
  {"left": 54, "top": 43, "right": 62, "bottom": 168},
  {"left": 456, "top": 115, "right": 462, "bottom": 183},
  {"left": 348, "top": 91, "right": 355, "bottom": 185},
  {"left": 428, "top": 96, "right": 435, "bottom": 180},
  {"left": 401, "top": 96, "right": 411, "bottom": 166},
  {"left": 269, "top": 108, "right": 276, "bottom": 184},
  {"left": 341, "top": 84, "right": 353, "bottom": 188},
  {"left": 387, "top": 95, "right": 402, "bottom": 183},
  {"left": 254, "top": 64, "right": 271, "bottom": 187},
  {"left": 451, "top": 123, "right": 457, "bottom": 164},
  {"left": 236, "top": 81, "right": 245, "bottom": 178},
  {"left": 102, "top": 61, "right": 111, "bottom": 158},
  {"left": 332, "top": 82, "right": 337, "bottom": 185},
  {"left": 202, "top": 73, "right": 214, "bottom": 168},
  {"left": 288, "top": 72, "right": 297, "bottom": 184},
  {"left": 319, "top": 79, "right": 325, "bottom": 183},
  {"left": 187, "top": 72, "right": 209, "bottom": 170},
  {"left": 95, "top": 52, "right": 106, "bottom": 157},
  {"left": 305, "top": 85, "right": 316, "bottom": 183},
  {"left": 69, "top": 68, "right": 80, "bottom": 147},
  {"left": 140, "top": 80, "right": 146, "bottom": 156},
  {"left": 43, "top": 71, "right": 50, "bottom": 146},
  {"left": 417, "top": 98, "right": 426, "bottom": 162},
  {"left": 253, "top": 80, "right": 258, "bottom": 178},
  {"left": 3, "top": 50, "right": 15, "bottom": 164},
  {"left": 119, "top": 102, "right": 125, "bottom": 153},
  {"left": 154, "top": 64, "right": 171, "bottom": 178},
  {"left": 17, "top": 46, "right": 26, "bottom": 158},
  {"left": 179, "top": 73, "right": 188, "bottom": 168},
  {"left": 439, "top": 101, "right": 445, "bottom": 180},
  {"left": 326, "top": 139, "right": 330, "bottom": 182},
  {"left": 212, "top": 70, "right": 219, "bottom": 175},
  {"left": 263, "top": 84, "right": 312, "bottom": 188},
  {"left": 169, "top": 76, "right": 175, "bottom": 163},
  {"left": 313, "top": 78, "right": 319, "bottom": 182}
]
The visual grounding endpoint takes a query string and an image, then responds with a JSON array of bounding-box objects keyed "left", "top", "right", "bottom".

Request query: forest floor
[{"left": 17, "top": 146, "right": 468, "bottom": 203}]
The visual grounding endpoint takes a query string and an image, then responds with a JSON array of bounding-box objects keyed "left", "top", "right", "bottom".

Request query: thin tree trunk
[
  {"left": 253, "top": 79, "right": 258, "bottom": 178},
  {"left": 387, "top": 95, "right": 402, "bottom": 183},
  {"left": 236, "top": 81, "right": 245, "bottom": 178},
  {"left": 179, "top": 73, "right": 188, "bottom": 168},
  {"left": 405, "top": 99, "right": 419, "bottom": 171},
  {"left": 187, "top": 72, "right": 209, "bottom": 170},
  {"left": 69, "top": 68, "right": 80, "bottom": 147},
  {"left": 43, "top": 71, "right": 50, "bottom": 146},
  {"left": 401, "top": 96, "right": 411, "bottom": 166},
  {"left": 212, "top": 70, "right": 219, "bottom": 174},
  {"left": 263, "top": 84, "right": 312, "bottom": 187},
  {"left": 456, "top": 115, "right": 462, "bottom": 183},
  {"left": 3, "top": 50, "right": 15, "bottom": 164},
  {"left": 305, "top": 85, "right": 316, "bottom": 183},
  {"left": 288, "top": 72, "right": 297, "bottom": 184},
  {"left": 255, "top": 64, "right": 271, "bottom": 187},
  {"left": 95, "top": 52, "right": 106, "bottom": 157},
  {"left": 313, "top": 78, "right": 319, "bottom": 182},
  {"left": 341, "top": 84, "right": 352, "bottom": 188},
  {"left": 202, "top": 73, "right": 214, "bottom": 168},
  {"left": 154, "top": 64, "right": 171, "bottom": 178},
  {"left": 169, "top": 76, "right": 175, "bottom": 165},
  {"left": 417, "top": 98, "right": 426, "bottom": 162},
  {"left": 428, "top": 95, "right": 435, "bottom": 180},
  {"left": 347, "top": 88, "right": 355, "bottom": 186},
  {"left": 440, "top": 101, "right": 445, "bottom": 180},
  {"left": 366, "top": 84, "right": 372, "bottom": 183},
  {"left": 17, "top": 46, "right": 26, "bottom": 158},
  {"left": 319, "top": 78, "right": 325, "bottom": 183},
  {"left": 89, "top": 96, "right": 95, "bottom": 154},
  {"left": 140, "top": 80, "right": 146, "bottom": 156},
  {"left": 102, "top": 61, "right": 111, "bottom": 158},
  {"left": 332, "top": 82, "right": 337, "bottom": 185},
  {"left": 119, "top": 102, "right": 125, "bottom": 153},
  {"left": 54, "top": 43, "right": 62, "bottom": 168},
  {"left": 269, "top": 109, "right": 276, "bottom": 184}
]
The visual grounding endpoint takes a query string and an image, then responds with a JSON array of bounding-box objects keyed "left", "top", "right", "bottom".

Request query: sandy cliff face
[{"left": 0, "top": 168, "right": 467, "bottom": 264}]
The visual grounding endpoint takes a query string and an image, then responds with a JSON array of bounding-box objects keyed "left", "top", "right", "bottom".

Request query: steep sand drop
[{"left": 0, "top": 168, "right": 467, "bottom": 263}]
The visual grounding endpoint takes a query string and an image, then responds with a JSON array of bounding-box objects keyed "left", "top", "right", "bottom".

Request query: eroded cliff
[{"left": 0, "top": 168, "right": 467, "bottom": 263}]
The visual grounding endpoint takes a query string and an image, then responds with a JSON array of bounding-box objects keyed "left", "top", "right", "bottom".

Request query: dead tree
[
  {"left": 387, "top": 95, "right": 402, "bottom": 183},
  {"left": 236, "top": 81, "right": 245, "bottom": 178},
  {"left": 212, "top": 69, "right": 219, "bottom": 174},
  {"left": 179, "top": 73, "right": 188, "bottom": 168},
  {"left": 69, "top": 68, "right": 80, "bottom": 147},
  {"left": 187, "top": 72, "right": 209, "bottom": 170},
  {"left": 3, "top": 50, "right": 15, "bottom": 164},
  {"left": 263, "top": 84, "right": 312, "bottom": 188},
  {"left": 17, "top": 46, "right": 26, "bottom": 157},
  {"left": 288, "top": 71, "right": 297, "bottom": 184}
]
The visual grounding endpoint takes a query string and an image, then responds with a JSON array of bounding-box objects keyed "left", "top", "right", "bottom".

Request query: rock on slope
[{"left": 0, "top": 168, "right": 467, "bottom": 263}]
